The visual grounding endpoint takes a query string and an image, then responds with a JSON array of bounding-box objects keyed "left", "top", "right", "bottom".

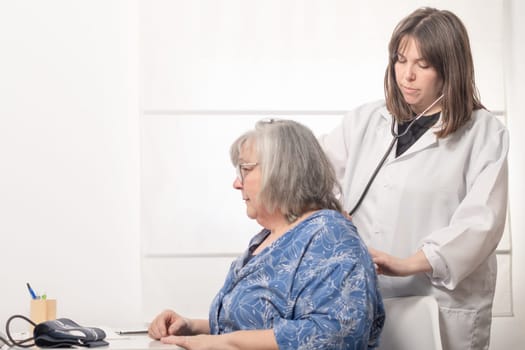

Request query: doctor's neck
[{"left": 410, "top": 94, "right": 444, "bottom": 117}]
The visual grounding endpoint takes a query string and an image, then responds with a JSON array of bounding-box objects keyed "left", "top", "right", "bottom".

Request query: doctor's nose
[{"left": 403, "top": 65, "right": 416, "bottom": 81}]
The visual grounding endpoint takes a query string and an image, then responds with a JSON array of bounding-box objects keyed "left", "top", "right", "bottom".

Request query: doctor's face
[{"left": 395, "top": 36, "right": 443, "bottom": 115}]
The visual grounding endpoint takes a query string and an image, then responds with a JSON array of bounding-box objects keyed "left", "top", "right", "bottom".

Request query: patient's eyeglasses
[{"left": 236, "top": 162, "right": 259, "bottom": 185}]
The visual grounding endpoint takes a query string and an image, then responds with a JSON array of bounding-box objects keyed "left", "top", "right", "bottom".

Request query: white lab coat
[{"left": 321, "top": 100, "right": 509, "bottom": 350}]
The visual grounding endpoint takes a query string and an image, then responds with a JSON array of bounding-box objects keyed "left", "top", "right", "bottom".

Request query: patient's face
[{"left": 233, "top": 142, "right": 265, "bottom": 222}]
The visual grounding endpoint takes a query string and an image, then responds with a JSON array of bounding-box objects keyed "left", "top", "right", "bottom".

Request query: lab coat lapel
[
  {"left": 370, "top": 107, "right": 397, "bottom": 166},
  {"left": 375, "top": 109, "right": 398, "bottom": 165}
]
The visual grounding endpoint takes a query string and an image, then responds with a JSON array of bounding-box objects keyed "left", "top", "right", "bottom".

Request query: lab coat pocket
[{"left": 439, "top": 306, "right": 482, "bottom": 350}]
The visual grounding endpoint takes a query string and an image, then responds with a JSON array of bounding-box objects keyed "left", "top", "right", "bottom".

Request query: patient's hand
[{"left": 148, "top": 310, "right": 192, "bottom": 339}]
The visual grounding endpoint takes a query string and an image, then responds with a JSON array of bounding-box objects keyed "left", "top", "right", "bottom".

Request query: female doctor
[{"left": 321, "top": 7, "right": 508, "bottom": 350}]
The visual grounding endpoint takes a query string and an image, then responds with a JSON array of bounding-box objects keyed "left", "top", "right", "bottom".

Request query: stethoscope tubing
[
  {"left": 348, "top": 133, "right": 398, "bottom": 216},
  {"left": 348, "top": 95, "right": 444, "bottom": 216}
]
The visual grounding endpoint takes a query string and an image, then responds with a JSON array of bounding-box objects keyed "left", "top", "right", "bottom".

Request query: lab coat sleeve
[
  {"left": 422, "top": 120, "right": 509, "bottom": 290},
  {"left": 319, "top": 118, "right": 350, "bottom": 184},
  {"left": 319, "top": 101, "right": 386, "bottom": 185}
]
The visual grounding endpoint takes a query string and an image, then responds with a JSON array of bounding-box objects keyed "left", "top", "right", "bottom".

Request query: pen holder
[{"left": 30, "top": 299, "right": 57, "bottom": 326}]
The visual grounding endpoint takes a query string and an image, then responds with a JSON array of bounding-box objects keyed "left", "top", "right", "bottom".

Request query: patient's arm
[{"left": 160, "top": 329, "right": 278, "bottom": 350}]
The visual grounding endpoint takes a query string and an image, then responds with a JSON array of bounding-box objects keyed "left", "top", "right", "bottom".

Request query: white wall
[
  {"left": 0, "top": 0, "right": 142, "bottom": 329},
  {"left": 139, "top": 0, "right": 524, "bottom": 348},
  {"left": 0, "top": 0, "right": 523, "bottom": 348},
  {"left": 490, "top": 0, "right": 525, "bottom": 348}
]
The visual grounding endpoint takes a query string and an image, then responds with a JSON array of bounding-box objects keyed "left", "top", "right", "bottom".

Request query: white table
[
  {"left": 1, "top": 329, "right": 183, "bottom": 350},
  {"left": 102, "top": 330, "right": 183, "bottom": 350}
]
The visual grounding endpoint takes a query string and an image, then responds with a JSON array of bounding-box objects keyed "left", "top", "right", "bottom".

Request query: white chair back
[{"left": 377, "top": 295, "right": 443, "bottom": 350}]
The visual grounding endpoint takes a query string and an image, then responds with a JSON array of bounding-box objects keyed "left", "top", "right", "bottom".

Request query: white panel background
[
  {"left": 0, "top": 0, "right": 521, "bottom": 348},
  {"left": 142, "top": 257, "right": 233, "bottom": 320},
  {"left": 0, "top": 0, "right": 142, "bottom": 330},
  {"left": 141, "top": 0, "right": 504, "bottom": 112},
  {"left": 142, "top": 114, "right": 343, "bottom": 254},
  {"left": 138, "top": 0, "right": 521, "bottom": 348}
]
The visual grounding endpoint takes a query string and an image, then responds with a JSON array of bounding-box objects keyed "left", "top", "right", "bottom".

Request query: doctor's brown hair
[{"left": 384, "top": 7, "right": 484, "bottom": 138}]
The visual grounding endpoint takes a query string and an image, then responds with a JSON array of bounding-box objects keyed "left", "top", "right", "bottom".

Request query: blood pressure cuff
[{"left": 33, "top": 318, "right": 109, "bottom": 348}]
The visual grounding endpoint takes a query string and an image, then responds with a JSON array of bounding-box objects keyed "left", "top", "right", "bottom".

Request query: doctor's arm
[
  {"left": 369, "top": 248, "right": 432, "bottom": 276},
  {"left": 318, "top": 120, "right": 350, "bottom": 183},
  {"left": 371, "top": 123, "right": 508, "bottom": 287},
  {"left": 421, "top": 125, "right": 509, "bottom": 289}
]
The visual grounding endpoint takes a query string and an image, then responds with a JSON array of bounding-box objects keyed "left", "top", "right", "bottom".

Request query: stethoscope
[{"left": 348, "top": 94, "right": 444, "bottom": 216}]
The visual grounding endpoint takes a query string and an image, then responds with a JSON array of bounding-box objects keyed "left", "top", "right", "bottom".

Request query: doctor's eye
[
  {"left": 395, "top": 53, "right": 407, "bottom": 63},
  {"left": 417, "top": 60, "right": 431, "bottom": 69}
]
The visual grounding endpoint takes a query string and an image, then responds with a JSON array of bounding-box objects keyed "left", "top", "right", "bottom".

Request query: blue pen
[{"left": 26, "top": 282, "right": 38, "bottom": 299}]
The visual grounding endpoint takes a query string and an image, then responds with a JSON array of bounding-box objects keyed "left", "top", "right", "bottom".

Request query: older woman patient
[{"left": 148, "top": 119, "right": 385, "bottom": 350}]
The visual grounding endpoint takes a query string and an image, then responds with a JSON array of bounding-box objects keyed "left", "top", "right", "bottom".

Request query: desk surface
[
  {"left": 0, "top": 327, "right": 184, "bottom": 350},
  {"left": 2, "top": 330, "right": 183, "bottom": 350},
  {"left": 103, "top": 331, "right": 183, "bottom": 350},
  {"left": 104, "top": 336, "right": 182, "bottom": 350}
]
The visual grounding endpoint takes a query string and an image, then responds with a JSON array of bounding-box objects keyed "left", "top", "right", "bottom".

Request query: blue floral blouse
[{"left": 209, "top": 209, "right": 385, "bottom": 349}]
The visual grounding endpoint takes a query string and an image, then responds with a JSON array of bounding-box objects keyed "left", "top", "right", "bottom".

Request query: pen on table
[
  {"left": 26, "top": 282, "right": 38, "bottom": 300},
  {"left": 116, "top": 330, "right": 149, "bottom": 335}
]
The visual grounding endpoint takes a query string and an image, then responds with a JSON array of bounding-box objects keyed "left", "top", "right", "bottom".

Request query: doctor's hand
[
  {"left": 369, "top": 248, "right": 432, "bottom": 277},
  {"left": 148, "top": 309, "right": 193, "bottom": 339}
]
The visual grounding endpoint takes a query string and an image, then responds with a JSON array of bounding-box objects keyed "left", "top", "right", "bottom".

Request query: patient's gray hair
[{"left": 230, "top": 119, "right": 342, "bottom": 223}]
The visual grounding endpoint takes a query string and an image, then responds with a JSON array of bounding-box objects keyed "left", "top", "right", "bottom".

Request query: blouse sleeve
[{"left": 272, "top": 227, "right": 384, "bottom": 350}]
